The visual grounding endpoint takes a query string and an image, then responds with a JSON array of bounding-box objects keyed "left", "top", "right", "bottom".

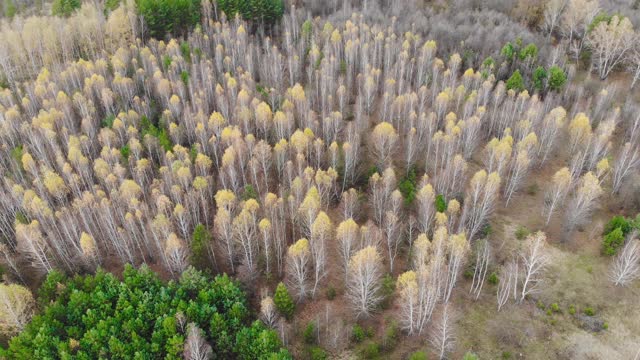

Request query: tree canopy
[{"left": 2, "top": 265, "right": 290, "bottom": 359}]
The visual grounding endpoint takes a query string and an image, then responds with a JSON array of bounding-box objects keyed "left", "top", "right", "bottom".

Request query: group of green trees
[
  {"left": 45, "top": 0, "right": 285, "bottom": 38},
  {"left": 602, "top": 214, "right": 640, "bottom": 255},
  {"left": 218, "top": 0, "right": 284, "bottom": 24},
  {"left": 496, "top": 39, "right": 567, "bottom": 94},
  {"left": 136, "top": 0, "right": 202, "bottom": 38},
  {"left": 1, "top": 266, "right": 290, "bottom": 359}
]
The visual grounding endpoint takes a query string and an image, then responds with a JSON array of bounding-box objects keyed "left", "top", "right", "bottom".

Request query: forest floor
[{"left": 286, "top": 122, "right": 640, "bottom": 359}]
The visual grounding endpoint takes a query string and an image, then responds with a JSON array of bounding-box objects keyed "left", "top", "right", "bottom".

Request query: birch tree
[
  {"left": 183, "top": 323, "right": 213, "bottom": 360},
  {"left": 609, "top": 237, "right": 640, "bottom": 286},
  {"left": 429, "top": 305, "right": 456, "bottom": 360},
  {"left": 564, "top": 172, "right": 603, "bottom": 235},
  {"left": 544, "top": 167, "right": 573, "bottom": 226},
  {"left": 286, "top": 239, "right": 311, "bottom": 301},
  {"left": 346, "top": 246, "right": 383, "bottom": 318},
  {"left": 519, "top": 232, "right": 550, "bottom": 302},
  {"left": 0, "top": 283, "right": 34, "bottom": 336},
  {"left": 588, "top": 15, "right": 636, "bottom": 80}
]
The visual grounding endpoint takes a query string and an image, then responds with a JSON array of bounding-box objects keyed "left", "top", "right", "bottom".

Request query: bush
[
  {"left": 326, "top": 286, "right": 336, "bottom": 300},
  {"left": 408, "top": 350, "right": 428, "bottom": 360},
  {"left": 218, "top": 0, "right": 284, "bottom": 25},
  {"left": 273, "top": 282, "right": 295, "bottom": 320},
  {"left": 309, "top": 346, "right": 327, "bottom": 360},
  {"left": 463, "top": 352, "right": 480, "bottom": 360},
  {"left": 352, "top": 324, "right": 365, "bottom": 343},
  {"left": 584, "top": 307, "right": 595, "bottom": 316},
  {"left": 550, "top": 303, "right": 560, "bottom": 313},
  {"left": 488, "top": 272, "right": 499, "bottom": 285},
  {"left": 136, "top": 0, "right": 201, "bottom": 39},
  {"left": 2, "top": 266, "right": 289, "bottom": 358},
  {"left": 515, "top": 225, "right": 530, "bottom": 240},
  {"left": 359, "top": 341, "right": 380, "bottom": 359},
  {"left": 382, "top": 321, "right": 399, "bottom": 350},
  {"left": 569, "top": 304, "right": 576, "bottom": 315},
  {"left": 303, "top": 321, "right": 316, "bottom": 344},
  {"left": 51, "top": 0, "right": 80, "bottom": 16}
]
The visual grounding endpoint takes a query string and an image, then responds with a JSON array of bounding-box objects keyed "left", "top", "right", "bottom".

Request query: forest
[{"left": 0, "top": 0, "right": 639, "bottom": 358}]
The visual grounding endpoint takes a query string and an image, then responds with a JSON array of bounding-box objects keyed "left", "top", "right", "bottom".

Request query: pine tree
[{"left": 273, "top": 282, "right": 295, "bottom": 319}]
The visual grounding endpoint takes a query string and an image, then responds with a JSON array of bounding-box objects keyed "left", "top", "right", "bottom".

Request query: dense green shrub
[
  {"left": 463, "top": 352, "right": 479, "bottom": 360},
  {"left": 488, "top": 272, "right": 499, "bottom": 285},
  {"left": 584, "top": 307, "right": 595, "bottom": 316},
  {"left": 273, "top": 282, "right": 295, "bottom": 319},
  {"left": 308, "top": 346, "right": 327, "bottom": 360},
  {"left": 136, "top": 0, "right": 201, "bottom": 39},
  {"left": 359, "top": 341, "right": 380, "bottom": 359},
  {"left": 382, "top": 321, "right": 398, "bottom": 350},
  {"left": 351, "top": 324, "right": 365, "bottom": 343},
  {"left": 326, "top": 286, "right": 336, "bottom": 300},
  {"left": 515, "top": 225, "right": 530, "bottom": 240},
  {"left": 408, "top": 350, "right": 428, "bottom": 360},
  {"left": 1, "top": 266, "right": 289, "bottom": 359},
  {"left": 218, "top": 0, "right": 284, "bottom": 25}
]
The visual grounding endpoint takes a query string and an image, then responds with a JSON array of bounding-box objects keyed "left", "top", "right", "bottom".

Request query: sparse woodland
[{"left": 0, "top": 0, "right": 639, "bottom": 358}]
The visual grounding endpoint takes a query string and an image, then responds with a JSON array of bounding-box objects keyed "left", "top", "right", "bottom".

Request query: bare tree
[
  {"left": 0, "top": 283, "right": 34, "bottom": 336},
  {"left": 469, "top": 240, "right": 492, "bottom": 300},
  {"left": 519, "top": 232, "right": 550, "bottom": 302},
  {"left": 564, "top": 172, "right": 603, "bottom": 235},
  {"left": 610, "top": 237, "right": 640, "bottom": 286},
  {"left": 183, "top": 323, "right": 212, "bottom": 360},
  {"left": 543, "top": 0, "right": 567, "bottom": 39},
  {"left": 260, "top": 296, "right": 278, "bottom": 328},
  {"left": 429, "top": 305, "right": 456, "bottom": 360},
  {"left": 587, "top": 15, "right": 636, "bottom": 80},
  {"left": 612, "top": 142, "right": 640, "bottom": 194},
  {"left": 497, "top": 260, "right": 518, "bottom": 311},
  {"left": 544, "top": 167, "right": 572, "bottom": 226}
]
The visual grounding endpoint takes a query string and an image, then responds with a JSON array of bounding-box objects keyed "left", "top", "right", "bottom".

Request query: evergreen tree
[
  {"left": 506, "top": 70, "right": 525, "bottom": 92},
  {"left": 273, "top": 282, "right": 295, "bottom": 319}
]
